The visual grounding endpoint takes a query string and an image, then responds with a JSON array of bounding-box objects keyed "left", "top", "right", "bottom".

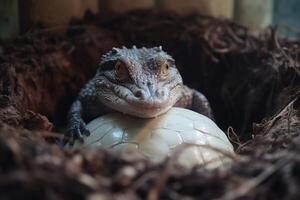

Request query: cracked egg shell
[{"left": 67, "top": 107, "right": 235, "bottom": 169}]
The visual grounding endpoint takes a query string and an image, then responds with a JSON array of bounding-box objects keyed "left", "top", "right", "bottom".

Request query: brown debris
[
  {"left": 0, "top": 96, "right": 52, "bottom": 131},
  {"left": 0, "top": 25, "right": 118, "bottom": 128}
]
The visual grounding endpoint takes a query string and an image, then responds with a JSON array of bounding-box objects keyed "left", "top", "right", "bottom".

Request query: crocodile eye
[
  {"left": 160, "top": 62, "right": 169, "bottom": 79},
  {"left": 115, "top": 61, "right": 129, "bottom": 81}
]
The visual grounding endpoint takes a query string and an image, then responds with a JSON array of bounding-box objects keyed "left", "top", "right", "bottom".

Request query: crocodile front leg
[
  {"left": 65, "top": 99, "right": 90, "bottom": 144},
  {"left": 175, "top": 85, "right": 214, "bottom": 120},
  {"left": 65, "top": 80, "right": 103, "bottom": 144},
  {"left": 191, "top": 90, "right": 214, "bottom": 120}
]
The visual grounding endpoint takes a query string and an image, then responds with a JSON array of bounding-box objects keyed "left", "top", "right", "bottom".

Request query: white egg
[{"left": 67, "top": 107, "right": 235, "bottom": 168}]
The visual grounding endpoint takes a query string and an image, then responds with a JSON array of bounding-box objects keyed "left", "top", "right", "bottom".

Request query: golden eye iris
[
  {"left": 115, "top": 61, "right": 129, "bottom": 81},
  {"left": 160, "top": 62, "right": 169, "bottom": 79}
]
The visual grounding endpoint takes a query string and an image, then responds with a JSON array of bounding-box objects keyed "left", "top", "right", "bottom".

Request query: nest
[{"left": 0, "top": 10, "right": 300, "bottom": 200}]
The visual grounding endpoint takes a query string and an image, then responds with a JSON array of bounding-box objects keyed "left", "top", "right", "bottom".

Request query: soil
[{"left": 0, "top": 10, "right": 300, "bottom": 200}]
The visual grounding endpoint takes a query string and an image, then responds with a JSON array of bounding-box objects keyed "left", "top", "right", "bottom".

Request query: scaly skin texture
[{"left": 65, "top": 46, "right": 213, "bottom": 143}]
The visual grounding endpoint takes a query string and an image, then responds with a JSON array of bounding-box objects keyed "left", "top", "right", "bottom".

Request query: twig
[{"left": 213, "top": 157, "right": 292, "bottom": 200}]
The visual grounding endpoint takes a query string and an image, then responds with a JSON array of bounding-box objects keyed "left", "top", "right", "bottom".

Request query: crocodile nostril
[
  {"left": 155, "top": 89, "right": 165, "bottom": 96},
  {"left": 134, "top": 91, "right": 144, "bottom": 99}
]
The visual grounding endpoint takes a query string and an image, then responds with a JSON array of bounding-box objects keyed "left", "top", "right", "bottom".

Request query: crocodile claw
[{"left": 63, "top": 120, "right": 90, "bottom": 146}]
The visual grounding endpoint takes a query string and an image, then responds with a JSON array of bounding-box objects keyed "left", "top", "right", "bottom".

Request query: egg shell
[{"left": 67, "top": 107, "right": 234, "bottom": 168}]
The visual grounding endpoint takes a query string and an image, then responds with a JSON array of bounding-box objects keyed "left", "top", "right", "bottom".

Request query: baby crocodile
[{"left": 66, "top": 46, "right": 213, "bottom": 143}]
